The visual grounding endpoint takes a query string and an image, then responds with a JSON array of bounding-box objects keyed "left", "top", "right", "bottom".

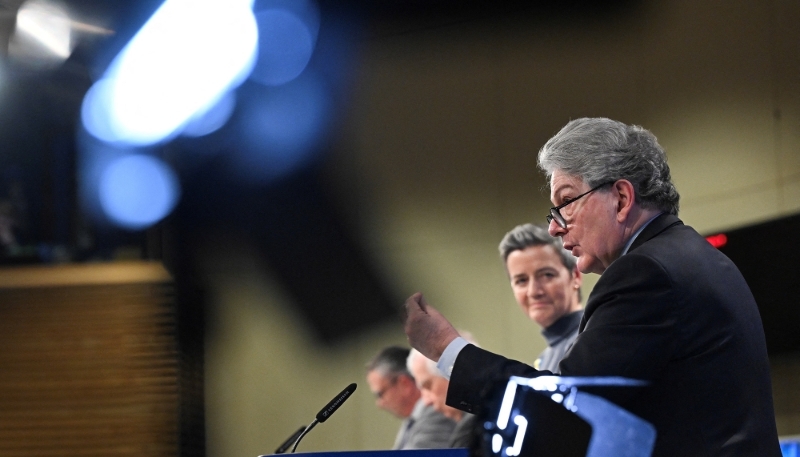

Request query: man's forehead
[
  {"left": 412, "top": 369, "right": 431, "bottom": 386},
  {"left": 550, "top": 172, "right": 586, "bottom": 199},
  {"left": 367, "top": 370, "right": 388, "bottom": 384},
  {"left": 409, "top": 358, "right": 426, "bottom": 378}
]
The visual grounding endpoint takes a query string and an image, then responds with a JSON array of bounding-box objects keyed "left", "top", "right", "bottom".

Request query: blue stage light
[
  {"left": 246, "top": 74, "right": 328, "bottom": 150},
  {"left": 80, "top": 77, "right": 119, "bottom": 144},
  {"left": 249, "top": 6, "right": 317, "bottom": 86},
  {"left": 81, "top": 0, "right": 258, "bottom": 146},
  {"left": 230, "top": 73, "right": 330, "bottom": 184},
  {"left": 182, "top": 91, "right": 237, "bottom": 138},
  {"left": 782, "top": 439, "right": 799, "bottom": 457},
  {"left": 98, "top": 155, "right": 180, "bottom": 230}
]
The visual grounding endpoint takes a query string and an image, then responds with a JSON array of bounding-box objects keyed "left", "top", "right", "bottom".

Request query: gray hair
[
  {"left": 367, "top": 346, "right": 413, "bottom": 379},
  {"left": 498, "top": 223, "right": 577, "bottom": 269},
  {"left": 537, "top": 118, "right": 680, "bottom": 215},
  {"left": 407, "top": 348, "right": 439, "bottom": 378}
]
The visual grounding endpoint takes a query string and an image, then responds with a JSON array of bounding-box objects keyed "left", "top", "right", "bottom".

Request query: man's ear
[
  {"left": 571, "top": 267, "right": 583, "bottom": 288},
  {"left": 396, "top": 374, "right": 416, "bottom": 395},
  {"left": 398, "top": 374, "right": 414, "bottom": 389},
  {"left": 612, "top": 179, "right": 636, "bottom": 222}
]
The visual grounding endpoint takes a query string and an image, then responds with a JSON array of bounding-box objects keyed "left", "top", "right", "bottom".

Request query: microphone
[
  {"left": 274, "top": 426, "right": 306, "bottom": 454},
  {"left": 316, "top": 382, "right": 357, "bottom": 423},
  {"left": 290, "top": 383, "right": 357, "bottom": 453}
]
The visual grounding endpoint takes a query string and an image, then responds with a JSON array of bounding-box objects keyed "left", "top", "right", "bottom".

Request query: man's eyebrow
[
  {"left": 552, "top": 183, "right": 577, "bottom": 200},
  {"left": 555, "top": 182, "right": 577, "bottom": 192},
  {"left": 551, "top": 186, "right": 567, "bottom": 202}
]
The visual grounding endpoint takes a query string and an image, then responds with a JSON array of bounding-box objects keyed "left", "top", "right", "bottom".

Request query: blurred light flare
[
  {"left": 98, "top": 155, "right": 180, "bottom": 230},
  {"left": 250, "top": 7, "right": 317, "bottom": 86},
  {"left": 81, "top": 78, "right": 120, "bottom": 144},
  {"left": 181, "top": 91, "right": 237, "bottom": 138},
  {"left": 81, "top": 0, "right": 258, "bottom": 146},
  {"left": 251, "top": 75, "right": 329, "bottom": 149},
  {"left": 10, "top": 0, "right": 73, "bottom": 67},
  {"left": 75, "top": 0, "right": 342, "bottom": 223},
  {"left": 17, "top": 1, "right": 72, "bottom": 58},
  {"left": 232, "top": 73, "right": 330, "bottom": 183}
]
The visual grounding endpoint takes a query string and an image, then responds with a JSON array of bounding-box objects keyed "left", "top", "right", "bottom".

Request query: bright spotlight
[
  {"left": 81, "top": 0, "right": 258, "bottom": 146},
  {"left": 9, "top": 0, "right": 74, "bottom": 69},
  {"left": 181, "top": 91, "right": 237, "bottom": 137}
]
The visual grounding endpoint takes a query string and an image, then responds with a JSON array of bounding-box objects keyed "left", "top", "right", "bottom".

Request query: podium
[
  {"left": 482, "top": 376, "right": 656, "bottom": 457},
  {"left": 260, "top": 376, "right": 656, "bottom": 457},
  {"left": 260, "top": 450, "right": 469, "bottom": 457}
]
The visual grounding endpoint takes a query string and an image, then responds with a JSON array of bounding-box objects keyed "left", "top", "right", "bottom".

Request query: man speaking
[{"left": 403, "top": 118, "right": 781, "bottom": 457}]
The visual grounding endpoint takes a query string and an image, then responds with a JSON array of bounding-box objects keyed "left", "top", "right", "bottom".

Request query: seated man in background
[
  {"left": 499, "top": 223, "right": 583, "bottom": 373},
  {"left": 366, "top": 346, "right": 455, "bottom": 449},
  {"left": 407, "top": 348, "right": 477, "bottom": 449}
]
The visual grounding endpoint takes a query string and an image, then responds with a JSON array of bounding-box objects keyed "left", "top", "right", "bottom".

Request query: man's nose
[
  {"left": 527, "top": 279, "right": 542, "bottom": 297},
  {"left": 548, "top": 218, "right": 566, "bottom": 237}
]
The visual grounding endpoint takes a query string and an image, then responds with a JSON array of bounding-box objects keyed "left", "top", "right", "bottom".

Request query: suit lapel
[{"left": 627, "top": 213, "right": 683, "bottom": 253}]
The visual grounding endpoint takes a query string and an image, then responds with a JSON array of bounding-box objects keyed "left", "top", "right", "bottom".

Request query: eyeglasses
[
  {"left": 546, "top": 181, "right": 614, "bottom": 229},
  {"left": 374, "top": 376, "right": 399, "bottom": 400}
]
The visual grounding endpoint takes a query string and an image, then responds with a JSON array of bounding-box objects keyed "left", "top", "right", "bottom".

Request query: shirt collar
[
  {"left": 621, "top": 212, "right": 663, "bottom": 256},
  {"left": 410, "top": 398, "right": 427, "bottom": 420}
]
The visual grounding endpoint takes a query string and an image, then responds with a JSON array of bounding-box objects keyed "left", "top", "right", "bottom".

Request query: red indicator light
[{"left": 705, "top": 233, "right": 728, "bottom": 249}]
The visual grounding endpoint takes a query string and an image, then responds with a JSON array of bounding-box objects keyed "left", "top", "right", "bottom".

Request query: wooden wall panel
[{"left": 0, "top": 263, "right": 179, "bottom": 457}]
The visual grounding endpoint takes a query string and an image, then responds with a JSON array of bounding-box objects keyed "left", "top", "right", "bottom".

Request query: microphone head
[{"left": 316, "top": 383, "right": 357, "bottom": 423}]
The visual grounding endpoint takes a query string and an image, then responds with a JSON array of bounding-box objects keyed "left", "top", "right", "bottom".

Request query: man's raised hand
[{"left": 402, "top": 292, "right": 460, "bottom": 362}]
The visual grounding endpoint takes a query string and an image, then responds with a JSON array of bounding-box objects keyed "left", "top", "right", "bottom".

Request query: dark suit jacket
[{"left": 446, "top": 214, "right": 781, "bottom": 457}]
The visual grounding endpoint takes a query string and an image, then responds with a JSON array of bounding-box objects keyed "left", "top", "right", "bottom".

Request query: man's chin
[{"left": 576, "top": 256, "right": 597, "bottom": 274}]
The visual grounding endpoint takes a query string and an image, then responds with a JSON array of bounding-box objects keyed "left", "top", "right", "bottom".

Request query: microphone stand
[
  {"left": 275, "top": 426, "right": 306, "bottom": 454},
  {"left": 290, "top": 419, "right": 318, "bottom": 453},
  {"left": 278, "top": 383, "right": 357, "bottom": 454}
]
